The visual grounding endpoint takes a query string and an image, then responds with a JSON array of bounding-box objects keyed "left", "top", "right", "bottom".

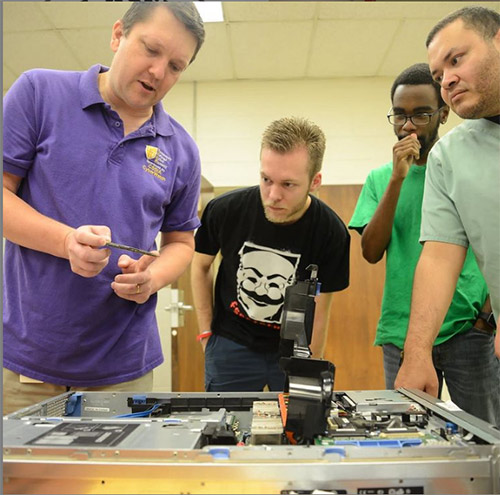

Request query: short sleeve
[
  {"left": 194, "top": 197, "right": 223, "bottom": 255},
  {"left": 3, "top": 72, "right": 39, "bottom": 177},
  {"left": 420, "top": 147, "right": 469, "bottom": 248},
  {"left": 348, "top": 171, "right": 379, "bottom": 235},
  {"left": 162, "top": 150, "right": 202, "bottom": 233}
]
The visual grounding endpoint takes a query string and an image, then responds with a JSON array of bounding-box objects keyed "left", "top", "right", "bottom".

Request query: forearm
[
  {"left": 471, "top": 295, "right": 493, "bottom": 332},
  {"left": 361, "top": 177, "right": 403, "bottom": 263},
  {"left": 191, "top": 260, "right": 215, "bottom": 331},
  {"left": 403, "top": 242, "right": 466, "bottom": 360},
  {"left": 3, "top": 187, "right": 73, "bottom": 259},
  {"left": 480, "top": 296, "right": 492, "bottom": 313},
  {"left": 310, "top": 293, "right": 333, "bottom": 358},
  {"left": 310, "top": 322, "right": 327, "bottom": 358},
  {"left": 148, "top": 234, "right": 195, "bottom": 294}
]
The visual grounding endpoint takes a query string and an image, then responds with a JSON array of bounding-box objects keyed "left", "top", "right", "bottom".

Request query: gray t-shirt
[{"left": 421, "top": 118, "right": 500, "bottom": 321}]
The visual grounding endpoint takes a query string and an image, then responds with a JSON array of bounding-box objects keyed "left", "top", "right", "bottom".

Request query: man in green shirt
[{"left": 349, "top": 63, "right": 499, "bottom": 425}]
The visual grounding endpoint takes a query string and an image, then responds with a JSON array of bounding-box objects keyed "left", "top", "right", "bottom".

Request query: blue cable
[{"left": 114, "top": 403, "right": 161, "bottom": 418}]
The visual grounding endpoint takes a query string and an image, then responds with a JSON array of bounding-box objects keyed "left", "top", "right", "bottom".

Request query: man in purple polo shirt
[{"left": 2, "top": 3, "right": 205, "bottom": 414}]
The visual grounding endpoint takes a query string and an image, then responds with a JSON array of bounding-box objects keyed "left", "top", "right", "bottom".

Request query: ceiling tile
[
  {"left": 58, "top": 28, "right": 114, "bottom": 70},
  {"left": 319, "top": 2, "right": 401, "bottom": 20},
  {"left": 4, "top": 31, "right": 84, "bottom": 75},
  {"left": 3, "top": 0, "right": 500, "bottom": 93},
  {"left": 181, "top": 24, "right": 234, "bottom": 82},
  {"left": 378, "top": 18, "right": 441, "bottom": 76},
  {"left": 231, "top": 21, "right": 313, "bottom": 79},
  {"left": 36, "top": 2, "right": 128, "bottom": 29},
  {"left": 3, "top": 3, "right": 53, "bottom": 32},
  {"left": 223, "top": 1, "right": 317, "bottom": 22},
  {"left": 308, "top": 19, "right": 400, "bottom": 77},
  {"left": 318, "top": 1, "right": 499, "bottom": 20}
]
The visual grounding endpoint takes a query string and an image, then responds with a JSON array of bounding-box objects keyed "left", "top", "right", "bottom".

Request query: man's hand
[
  {"left": 111, "top": 252, "right": 159, "bottom": 304},
  {"left": 392, "top": 133, "right": 421, "bottom": 180},
  {"left": 200, "top": 337, "right": 210, "bottom": 352},
  {"left": 65, "top": 225, "right": 111, "bottom": 277},
  {"left": 394, "top": 354, "right": 439, "bottom": 397}
]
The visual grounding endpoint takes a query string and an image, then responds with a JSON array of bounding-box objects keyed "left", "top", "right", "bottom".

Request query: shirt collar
[
  {"left": 79, "top": 64, "right": 174, "bottom": 137},
  {"left": 80, "top": 64, "right": 107, "bottom": 109},
  {"left": 151, "top": 100, "right": 174, "bottom": 137},
  {"left": 485, "top": 115, "right": 500, "bottom": 125}
]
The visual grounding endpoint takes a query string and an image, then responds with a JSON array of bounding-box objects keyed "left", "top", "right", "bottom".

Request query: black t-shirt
[{"left": 195, "top": 186, "right": 350, "bottom": 353}]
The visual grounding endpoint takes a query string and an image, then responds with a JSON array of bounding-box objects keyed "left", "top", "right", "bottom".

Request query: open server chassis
[{"left": 3, "top": 388, "right": 500, "bottom": 494}]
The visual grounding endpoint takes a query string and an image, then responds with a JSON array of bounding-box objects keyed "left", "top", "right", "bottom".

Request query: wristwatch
[{"left": 478, "top": 311, "right": 496, "bottom": 330}]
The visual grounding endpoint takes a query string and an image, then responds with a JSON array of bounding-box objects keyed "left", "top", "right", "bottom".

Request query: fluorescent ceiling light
[{"left": 195, "top": 2, "right": 224, "bottom": 23}]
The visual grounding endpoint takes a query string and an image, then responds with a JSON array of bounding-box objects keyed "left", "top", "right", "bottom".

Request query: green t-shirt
[{"left": 349, "top": 162, "right": 488, "bottom": 349}]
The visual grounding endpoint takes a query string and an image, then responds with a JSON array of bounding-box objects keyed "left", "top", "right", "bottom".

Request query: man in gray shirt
[{"left": 395, "top": 6, "right": 500, "bottom": 413}]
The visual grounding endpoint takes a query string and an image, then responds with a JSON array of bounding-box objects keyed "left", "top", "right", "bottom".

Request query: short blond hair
[{"left": 261, "top": 117, "right": 326, "bottom": 179}]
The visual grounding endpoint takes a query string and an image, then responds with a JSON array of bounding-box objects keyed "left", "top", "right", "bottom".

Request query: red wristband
[{"left": 196, "top": 330, "right": 213, "bottom": 342}]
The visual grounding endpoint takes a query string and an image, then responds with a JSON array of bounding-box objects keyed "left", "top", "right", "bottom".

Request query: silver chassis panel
[{"left": 4, "top": 389, "right": 500, "bottom": 494}]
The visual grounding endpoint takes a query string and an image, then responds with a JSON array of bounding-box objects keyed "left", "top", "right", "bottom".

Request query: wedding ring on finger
[{"left": 135, "top": 284, "right": 141, "bottom": 294}]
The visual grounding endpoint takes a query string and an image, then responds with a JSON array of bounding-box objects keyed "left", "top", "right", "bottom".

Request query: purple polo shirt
[{"left": 3, "top": 65, "right": 201, "bottom": 386}]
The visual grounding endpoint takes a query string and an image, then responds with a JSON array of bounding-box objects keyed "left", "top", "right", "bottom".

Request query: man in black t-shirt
[{"left": 191, "top": 117, "right": 350, "bottom": 392}]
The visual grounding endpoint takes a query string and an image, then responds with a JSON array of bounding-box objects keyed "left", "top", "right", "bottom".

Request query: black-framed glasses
[{"left": 387, "top": 107, "right": 444, "bottom": 126}]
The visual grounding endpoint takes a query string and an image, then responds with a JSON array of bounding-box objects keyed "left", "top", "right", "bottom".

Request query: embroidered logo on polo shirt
[{"left": 142, "top": 145, "right": 171, "bottom": 182}]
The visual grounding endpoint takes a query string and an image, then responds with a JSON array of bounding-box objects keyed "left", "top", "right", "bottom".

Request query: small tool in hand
[{"left": 105, "top": 241, "right": 160, "bottom": 257}]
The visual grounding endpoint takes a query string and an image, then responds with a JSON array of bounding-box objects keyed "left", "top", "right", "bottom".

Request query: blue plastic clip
[
  {"left": 65, "top": 392, "right": 83, "bottom": 417},
  {"left": 208, "top": 447, "right": 231, "bottom": 459},
  {"left": 445, "top": 422, "right": 458, "bottom": 435},
  {"left": 324, "top": 446, "right": 346, "bottom": 457}
]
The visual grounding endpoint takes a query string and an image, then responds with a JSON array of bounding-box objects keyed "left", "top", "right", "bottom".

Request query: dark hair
[
  {"left": 426, "top": 6, "right": 500, "bottom": 47},
  {"left": 261, "top": 117, "right": 326, "bottom": 179},
  {"left": 390, "top": 63, "right": 445, "bottom": 107},
  {"left": 121, "top": 2, "right": 205, "bottom": 63}
]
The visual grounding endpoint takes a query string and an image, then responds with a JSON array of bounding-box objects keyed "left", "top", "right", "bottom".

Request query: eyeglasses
[{"left": 387, "top": 107, "right": 444, "bottom": 126}]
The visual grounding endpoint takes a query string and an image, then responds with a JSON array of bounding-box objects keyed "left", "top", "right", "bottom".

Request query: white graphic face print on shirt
[{"left": 236, "top": 242, "right": 300, "bottom": 324}]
